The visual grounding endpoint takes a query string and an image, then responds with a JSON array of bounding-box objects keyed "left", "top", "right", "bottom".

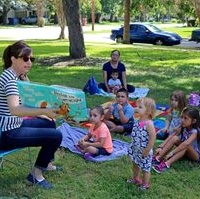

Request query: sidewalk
[
  {"left": 0, "top": 24, "right": 114, "bottom": 40},
  {"left": 0, "top": 26, "right": 66, "bottom": 40}
]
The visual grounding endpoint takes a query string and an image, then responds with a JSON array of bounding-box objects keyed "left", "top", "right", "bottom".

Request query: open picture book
[{"left": 17, "top": 81, "right": 88, "bottom": 122}]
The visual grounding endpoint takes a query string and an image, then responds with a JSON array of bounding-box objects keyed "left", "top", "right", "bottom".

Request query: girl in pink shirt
[{"left": 76, "top": 106, "right": 113, "bottom": 159}]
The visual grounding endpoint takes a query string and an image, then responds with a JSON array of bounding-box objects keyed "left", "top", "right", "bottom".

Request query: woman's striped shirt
[{"left": 0, "top": 69, "right": 23, "bottom": 132}]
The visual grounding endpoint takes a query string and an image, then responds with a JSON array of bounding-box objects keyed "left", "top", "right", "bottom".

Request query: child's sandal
[
  {"left": 139, "top": 183, "right": 150, "bottom": 190},
  {"left": 126, "top": 177, "right": 142, "bottom": 185}
]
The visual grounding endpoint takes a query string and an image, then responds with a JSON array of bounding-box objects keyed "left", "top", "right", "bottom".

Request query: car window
[
  {"left": 146, "top": 24, "right": 161, "bottom": 32},
  {"left": 138, "top": 25, "right": 147, "bottom": 33},
  {"left": 130, "top": 25, "right": 137, "bottom": 31}
]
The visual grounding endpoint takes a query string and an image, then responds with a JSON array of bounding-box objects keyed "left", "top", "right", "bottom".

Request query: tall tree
[
  {"left": 192, "top": 0, "right": 200, "bottom": 26},
  {"left": 100, "top": 0, "right": 122, "bottom": 22},
  {"left": 123, "top": 0, "right": 130, "bottom": 44},
  {"left": 79, "top": 0, "right": 101, "bottom": 23},
  {"left": 54, "top": 0, "right": 66, "bottom": 39},
  {"left": 36, "top": 0, "right": 45, "bottom": 27},
  {"left": 175, "top": 0, "right": 193, "bottom": 24},
  {"left": 62, "top": 0, "right": 86, "bottom": 58}
]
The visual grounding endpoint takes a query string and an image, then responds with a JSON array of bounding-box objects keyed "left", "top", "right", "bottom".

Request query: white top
[{"left": 108, "top": 78, "right": 121, "bottom": 87}]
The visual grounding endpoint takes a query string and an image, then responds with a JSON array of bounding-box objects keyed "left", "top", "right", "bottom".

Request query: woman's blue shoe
[{"left": 27, "top": 173, "right": 53, "bottom": 189}]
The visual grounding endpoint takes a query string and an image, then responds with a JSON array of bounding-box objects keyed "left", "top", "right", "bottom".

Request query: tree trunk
[
  {"left": 91, "top": 0, "right": 95, "bottom": 31},
  {"left": 123, "top": 0, "right": 131, "bottom": 44},
  {"left": 37, "top": 0, "right": 45, "bottom": 27},
  {"left": 62, "top": 0, "right": 86, "bottom": 58},
  {"left": 109, "top": 13, "right": 113, "bottom": 22},
  {"left": 193, "top": 0, "right": 200, "bottom": 27},
  {"left": 54, "top": 0, "right": 66, "bottom": 39},
  {"left": 2, "top": 6, "right": 10, "bottom": 25}
]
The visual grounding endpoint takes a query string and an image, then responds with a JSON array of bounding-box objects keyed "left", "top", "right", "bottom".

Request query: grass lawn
[
  {"left": 0, "top": 38, "right": 200, "bottom": 199},
  {"left": 160, "top": 26, "right": 197, "bottom": 39}
]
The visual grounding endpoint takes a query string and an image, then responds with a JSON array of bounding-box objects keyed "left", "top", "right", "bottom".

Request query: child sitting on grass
[
  {"left": 156, "top": 90, "right": 186, "bottom": 140},
  {"left": 153, "top": 107, "right": 200, "bottom": 173},
  {"left": 75, "top": 106, "right": 113, "bottom": 159},
  {"left": 104, "top": 88, "right": 134, "bottom": 134}
]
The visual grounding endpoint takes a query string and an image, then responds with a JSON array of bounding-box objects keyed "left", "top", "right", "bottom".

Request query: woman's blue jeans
[{"left": 1, "top": 118, "right": 62, "bottom": 169}]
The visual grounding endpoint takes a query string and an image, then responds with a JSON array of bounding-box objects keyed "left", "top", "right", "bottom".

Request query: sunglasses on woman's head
[{"left": 19, "top": 56, "right": 35, "bottom": 62}]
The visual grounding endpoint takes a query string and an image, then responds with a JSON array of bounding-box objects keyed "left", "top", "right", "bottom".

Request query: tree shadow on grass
[{"left": 37, "top": 56, "right": 108, "bottom": 67}]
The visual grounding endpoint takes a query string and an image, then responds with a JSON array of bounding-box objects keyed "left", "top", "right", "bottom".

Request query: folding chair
[
  {"left": 0, "top": 129, "right": 33, "bottom": 171},
  {"left": 0, "top": 148, "right": 33, "bottom": 170}
]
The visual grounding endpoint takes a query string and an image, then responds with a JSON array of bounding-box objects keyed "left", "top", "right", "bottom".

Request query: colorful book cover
[{"left": 17, "top": 81, "right": 88, "bottom": 122}]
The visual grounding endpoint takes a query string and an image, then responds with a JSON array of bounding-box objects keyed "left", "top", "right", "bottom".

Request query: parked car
[
  {"left": 110, "top": 23, "right": 182, "bottom": 46},
  {"left": 21, "top": 15, "right": 48, "bottom": 25},
  {"left": 189, "top": 29, "right": 200, "bottom": 43}
]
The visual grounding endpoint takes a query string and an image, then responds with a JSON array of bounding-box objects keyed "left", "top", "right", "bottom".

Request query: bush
[
  {"left": 171, "top": 18, "right": 177, "bottom": 23},
  {"left": 177, "top": 19, "right": 182, "bottom": 23},
  {"left": 38, "top": 17, "right": 46, "bottom": 27}
]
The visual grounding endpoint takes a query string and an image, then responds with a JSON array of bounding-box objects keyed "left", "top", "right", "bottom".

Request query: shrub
[
  {"left": 171, "top": 18, "right": 177, "bottom": 23},
  {"left": 38, "top": 17, "right": 46, "bottom": 27}
]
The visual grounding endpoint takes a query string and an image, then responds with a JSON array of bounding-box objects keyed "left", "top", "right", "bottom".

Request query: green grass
[
  {"left": 0, "top": 39, "right": 200, "bottom": 199},
  {"left": 160, "top": 26, "right": 197, "bottom": 39}
]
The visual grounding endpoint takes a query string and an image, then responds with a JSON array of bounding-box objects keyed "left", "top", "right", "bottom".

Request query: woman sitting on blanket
[
  {"left": 98, "top": 49, "right": 135, "bottom": 93},
  {"left": 75, "top": 106, "right": 113, "bottom": 160},
  {"left": 104, "top": 88, "right": 134, "bottom": 134}
]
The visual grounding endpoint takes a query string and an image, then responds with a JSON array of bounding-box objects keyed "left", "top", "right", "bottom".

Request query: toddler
[
  {"left": 127, "top": 97, "right": 156, "bottom": 190},
  {"left": 108, "top": 69, "right": 122, "bottom": 94}
]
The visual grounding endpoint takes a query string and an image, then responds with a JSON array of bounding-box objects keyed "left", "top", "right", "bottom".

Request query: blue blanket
[{"left": 57, "top": 123, "right": 129, "bottom": 162}]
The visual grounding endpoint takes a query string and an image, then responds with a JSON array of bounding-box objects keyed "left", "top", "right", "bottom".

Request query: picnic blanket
[
  {"left": 87, "top": 87, "right": 150, "bottom": 99},
  {"left": 58, "top": 123, "right": 129, "bottom": 162},
  {"left": 83, "top": 77, "right": 149, "bottom": 99},
  {"left": 129, "top": 88, "right": 150, "bottom": 98},
  {"left": 81, "top": 100, "right": 170, "bottom": 134}
]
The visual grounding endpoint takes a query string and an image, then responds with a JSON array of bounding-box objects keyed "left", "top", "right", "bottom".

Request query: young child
[
  {"left": 75, "top": 106, "right": 113, "bottom": 159},
  {"left": 157, "top": 90, "right": 186, "bottom": 140},
  {"left": 104, "top": 88, "right": 134, "bottom": 134},
  {"left": 108, "top": 69, "right": 122, "bottom": 94},
  {"left": 153, "top": 107, "right": 200, "bottom": 173},
  {"left": 127, "top": 97, "right": 156, "bottom": 190}
]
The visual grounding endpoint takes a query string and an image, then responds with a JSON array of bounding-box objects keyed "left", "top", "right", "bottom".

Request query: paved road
[{"left": 0, "top": 24, "right": 200, "bottom": 48}]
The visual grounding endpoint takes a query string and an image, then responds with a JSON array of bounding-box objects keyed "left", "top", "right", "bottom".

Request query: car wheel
[
  {"left": 116, "top": 36, "right": 123, "bottom": 43},
  {"left": 130, "top": 39, "right": 134, "bottom": 44},
  {"left": 154, "top": 38, "right": 164, "bottom": 45}
]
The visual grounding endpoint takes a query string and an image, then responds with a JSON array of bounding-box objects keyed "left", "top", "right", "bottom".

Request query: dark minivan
[{"left": 189, "top": 29, "right": 200, "bottom": 43}]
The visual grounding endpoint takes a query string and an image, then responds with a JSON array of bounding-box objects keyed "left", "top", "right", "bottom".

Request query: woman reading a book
[{"left": 0, "top": 40, "right": 62, "bottom": 189}]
